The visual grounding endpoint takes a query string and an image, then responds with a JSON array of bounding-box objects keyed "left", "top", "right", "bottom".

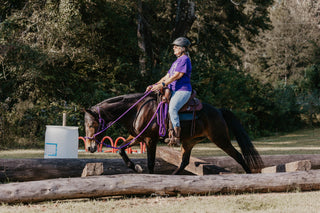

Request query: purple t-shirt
[{"left": 167, "top": 55, "right": 192, "bottom": 92}]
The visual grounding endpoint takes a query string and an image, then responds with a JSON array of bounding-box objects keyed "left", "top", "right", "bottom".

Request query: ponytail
[{"left": 185, "top": 51, "right": 191, "bottom": 61}]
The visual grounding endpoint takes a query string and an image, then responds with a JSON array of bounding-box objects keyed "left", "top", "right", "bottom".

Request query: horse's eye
[
  {"left": 87, "top": 123, "right": 94, "bottom": 128},
  {"left": 88, "top": 122, "right": 98, "bottom": 128}
]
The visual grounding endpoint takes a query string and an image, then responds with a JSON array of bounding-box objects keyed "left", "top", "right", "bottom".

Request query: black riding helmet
[{"left": 172, "top": 37, "right": 191, "bottom": 47}]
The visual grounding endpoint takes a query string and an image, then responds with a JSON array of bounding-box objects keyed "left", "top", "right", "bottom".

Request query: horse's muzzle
[
  {"left": 85, "top": 139, "right": 98, "bottom": 153},
  {"left": 88, "top": 145, "right": 97, "bottom": 153}
]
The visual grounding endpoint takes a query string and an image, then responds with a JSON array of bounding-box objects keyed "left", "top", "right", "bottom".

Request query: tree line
[{"left": 0, "top": 0, "right": 319, "bottom": 148}]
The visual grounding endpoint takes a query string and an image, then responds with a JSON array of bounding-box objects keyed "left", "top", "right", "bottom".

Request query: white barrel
[{"left": 44, "top": 125, "right": 79, "bottom": 158}]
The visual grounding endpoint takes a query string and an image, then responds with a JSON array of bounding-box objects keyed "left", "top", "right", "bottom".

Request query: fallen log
[
  {"left": 156, "top": 147, "right": 231, "bottom": 175},
  {"left": 1, "top": 170, "right": 320, "bottom": 204},
  {"left": 201, "top": 154, "right": 320, "bottom": 173},
  {"left": 81, "top": 163, "right": 104, "bottom": 177},
  {"left": 261, "top": 160, "right": 312, "bottom": 173},
  {"left": 0, "top": 158, "right": 142, "bottom": 182},
  {"left": 1, "top": 154, "right": 320, "bottom": 182},
  {"left": 0, "top": 158, "right": 191, "bottom": 182}
]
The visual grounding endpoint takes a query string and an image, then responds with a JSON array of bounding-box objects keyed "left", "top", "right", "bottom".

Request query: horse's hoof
[{"left": 135, "top": 164, "right": 143, "bottom": 173}]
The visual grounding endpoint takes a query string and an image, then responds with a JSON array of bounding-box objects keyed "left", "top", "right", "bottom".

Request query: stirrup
[
  {"left": 167, "top": 137, "right": 181, "bottom": 147},
  {"left": 164, "top": 129, "right": 174, "bottom": 144}
]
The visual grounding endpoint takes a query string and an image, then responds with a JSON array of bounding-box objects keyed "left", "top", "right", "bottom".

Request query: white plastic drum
[{"left": 44, "top": 125, "right": 79, "bottom": 158}]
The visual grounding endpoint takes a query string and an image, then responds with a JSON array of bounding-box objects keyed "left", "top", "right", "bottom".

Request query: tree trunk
[
  {"left": 261, "top": 160, "right": 312, "bottom": 173},
  {"left": 172, "top": 0, "right": 196, "bottom": 38},
  {"left": 201, "top": 154, "right": 320, "bottom": 173},
  {"left": 2, "top": 154, "right": 320, "bottom": 182},
  {"left": 0, "top": 158, "right": 192, "bottom": 182},
  {"left": 2, "top": 170, "right": 320, "bottom": 203},
  {"left": 137, "top": 0, "right": 147, "bottom": 76}
]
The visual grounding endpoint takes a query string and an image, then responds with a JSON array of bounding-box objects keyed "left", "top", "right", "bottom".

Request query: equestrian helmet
[{"left": 172, "top": 37, "right": 191, "bottom": 47}]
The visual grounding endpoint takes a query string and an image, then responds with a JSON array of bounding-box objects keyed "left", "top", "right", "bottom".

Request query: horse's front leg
[
  {"left": 145, "top": 137, "right": 157, "bottom": 174},
  {"left": 172, "top": 142, "right": 194, "bottom": 175},
  {"left": 119, "top": 135, "right": 143, "bottom": 173}
]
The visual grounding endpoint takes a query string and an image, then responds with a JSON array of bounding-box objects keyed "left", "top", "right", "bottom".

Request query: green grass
[
  {"left": 185, "top": 127, "right": 320, "bottom": 156},
  {"left": 0, "top": 149, "right": 147, "bottom": 159},
  {"left": 1, "top": 191, "right": 320, "bottom": 213},
  {"left": 1, "top": 128, "right": 320, "bottom": 159},
  {"left": 254, "top": 128, "right": 320, "bottom": 146}
]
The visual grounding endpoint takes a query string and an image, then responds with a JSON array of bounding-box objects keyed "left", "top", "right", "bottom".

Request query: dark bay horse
[{"left": 84, "top": 92, "right": 264, "bottom": 174}]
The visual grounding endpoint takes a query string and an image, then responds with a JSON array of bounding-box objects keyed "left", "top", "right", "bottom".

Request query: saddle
[
  {"left": 161, "top": 88, "right": 202, "bottom": 112},
  {"left": 179, "top": 90, "right": 203, "bottom": 112},
  {"left": 160, "top": 88, "right": 202, "bottom": 137}
]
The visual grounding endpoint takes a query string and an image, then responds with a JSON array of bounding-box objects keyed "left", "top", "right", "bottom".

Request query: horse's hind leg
[
  {"left": 223, "top": 144, "right": 251, "bottom": 173},
  {"left": 210, "top": 136, "right": 251, "bottom": 173}
]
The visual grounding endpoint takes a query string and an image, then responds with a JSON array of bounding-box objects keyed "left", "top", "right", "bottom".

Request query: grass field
[
  {"left": 2, "top": 191, "right": 320, "bottom": 213},
  {"left": 1, "top": 127, "right": 319, "bottom": 159},
  {"left": 0, "top": 128, "right": 320, "bottom": 212}
]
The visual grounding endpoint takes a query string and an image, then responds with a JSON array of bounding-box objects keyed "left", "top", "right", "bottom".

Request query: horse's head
[{"left": 84, "top": 109, "right": 100, "bottom": 153}]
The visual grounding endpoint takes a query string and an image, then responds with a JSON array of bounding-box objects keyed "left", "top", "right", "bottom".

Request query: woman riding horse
[
  {"left": 146, "top": 37, "right": 192, "bottom": 147},
  {"left": 84, "top": 92, "right": 264, "bottom": 175}
]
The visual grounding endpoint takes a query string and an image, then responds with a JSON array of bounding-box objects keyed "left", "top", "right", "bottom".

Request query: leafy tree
[
  {"left": 0, "top": 0, "right": 141, "bottom": 146},
  {"left": 1, "top": 0, "right": 295, "bottom": 147},
  {"left": 194, "top": 0, "right": 273, "bottom": 66},
  {"left": 242, "top": 0, "right": 320, "bottom": 86}
]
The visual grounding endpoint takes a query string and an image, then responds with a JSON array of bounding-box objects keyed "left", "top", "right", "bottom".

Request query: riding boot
[
  {"left": 173, "top": 126, "right": 181, "bottom": 146},
  {"left": 167, "top": 126, "right": 181, "bottom": 147}
]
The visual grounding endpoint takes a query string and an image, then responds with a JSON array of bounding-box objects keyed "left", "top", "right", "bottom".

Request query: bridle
[{"left": 85, "top": 91, "right": 168, "bottom": 150}]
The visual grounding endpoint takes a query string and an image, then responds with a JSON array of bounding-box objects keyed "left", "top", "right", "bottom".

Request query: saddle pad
[{"left": 179, "top": 113, "right": 198, "bottom": 121}]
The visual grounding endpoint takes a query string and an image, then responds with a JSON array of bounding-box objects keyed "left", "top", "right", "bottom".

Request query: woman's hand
[
  {"left": 145, "top": 85, "right": 153, "bottom": 92},
  {"left": 151, "top": 84, "right": 162, "bottom": 92}
]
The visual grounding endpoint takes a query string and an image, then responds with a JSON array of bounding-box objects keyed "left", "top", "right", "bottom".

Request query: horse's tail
[{"left": 219, "top": 108, "right": 264, "bottom": 172}]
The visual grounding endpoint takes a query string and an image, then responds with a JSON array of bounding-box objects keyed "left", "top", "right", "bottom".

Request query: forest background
[{"left": 0, "top": 0, "right": 320, "bottom": 149}]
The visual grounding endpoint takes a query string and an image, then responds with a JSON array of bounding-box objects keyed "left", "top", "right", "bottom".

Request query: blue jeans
[{"left": 169, "top": 90, "right": 192, "bottom": 128}]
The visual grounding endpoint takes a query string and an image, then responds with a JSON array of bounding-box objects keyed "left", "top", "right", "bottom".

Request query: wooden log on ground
[
  {"left": 2, "top": 170, "right": 320, "bottom": 204},
  {"left": 0, "top": 158, "right": 191, "bottom": 182},
  {"left": 201, "top": 154, "right": 320, "bottom": 173},
  {"left": 261, "top": 160, "right": 312, "bottom": 173},
  {"left": 156, "top": 147, "right": 231, "bottom": 175},
  {"left": 0, "top": 159, "right": 143, "bottom": 182},
  {"left": 1, "top": 154, "right": 320, "bottom": 182},
  {"left": 81, "top": 163, "right": 104, "bottom": 177}
]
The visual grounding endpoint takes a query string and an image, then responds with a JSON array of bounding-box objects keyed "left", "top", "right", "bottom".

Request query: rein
[{"left": 86, "top": 91, "right": 168, "bottom": 150}]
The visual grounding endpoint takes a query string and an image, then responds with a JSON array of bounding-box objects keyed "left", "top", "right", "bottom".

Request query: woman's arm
[
  {"left": 162, "top": 72, "right": 183, "bottom": 87},
  {"left": 146, "top": 73, "right": 170, "bottom": 92},
  {"left": 156, "top": 73, "right": 170, "bottom": 85},
  {"left": 151, "top": 71, "right": 184, "bottom": 91}
]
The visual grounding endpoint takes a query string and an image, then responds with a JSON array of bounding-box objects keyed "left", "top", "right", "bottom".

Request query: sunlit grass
[
  {"left": 1, "top": 128, "right": 319, "bottom": 158},
  {"left": 1, "top": 191, "right": 320, "bottom": 213}
]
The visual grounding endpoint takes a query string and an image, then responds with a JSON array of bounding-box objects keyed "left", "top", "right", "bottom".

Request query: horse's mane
[
  {"left": 93, "top": 92, "right": 158, "bottom": 111},
  {"left": 97, "top": 93, "right": 145, "bottom": 105},
  {"left": 88, "top": 92, "right": 156, "bottom": 122}
]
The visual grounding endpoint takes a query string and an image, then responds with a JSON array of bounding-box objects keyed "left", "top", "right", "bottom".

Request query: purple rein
[{"left": 86, "top": 91, "right": 168, "bottom": 150}]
